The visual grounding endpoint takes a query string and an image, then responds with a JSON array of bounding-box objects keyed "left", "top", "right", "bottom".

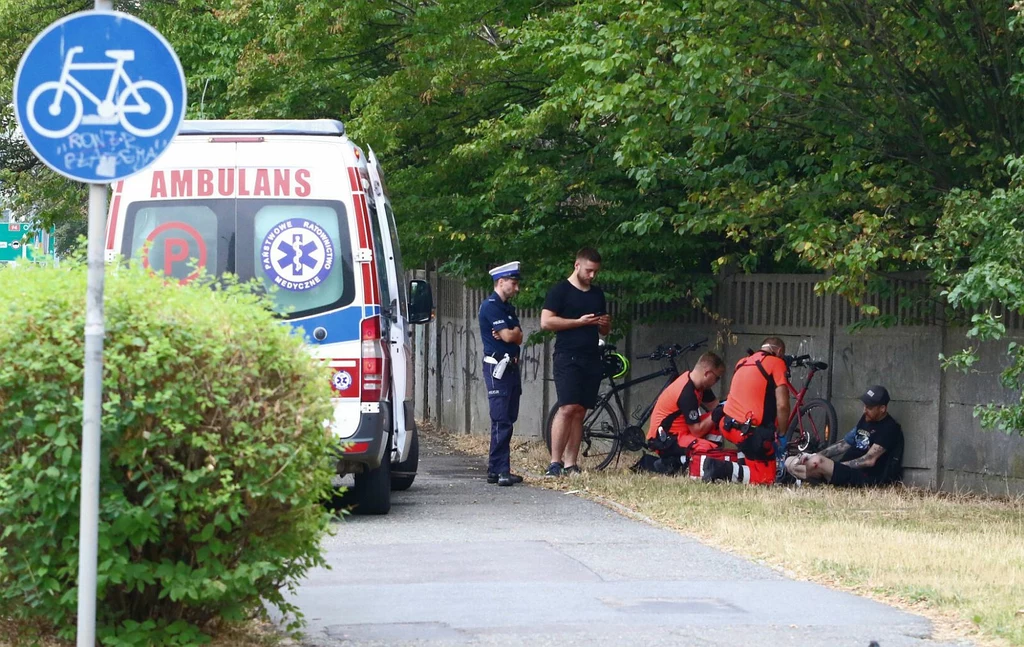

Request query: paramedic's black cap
[{"left": 860, "top": 385, "right": 890, "bottom": 407}]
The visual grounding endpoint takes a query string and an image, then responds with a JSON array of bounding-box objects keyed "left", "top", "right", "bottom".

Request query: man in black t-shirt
[
  {"left": 540, "top": 247, "right": 610, "bottom": 476},
  {"left": 785, "top": 385, "right": 904, "bottom": 487}
]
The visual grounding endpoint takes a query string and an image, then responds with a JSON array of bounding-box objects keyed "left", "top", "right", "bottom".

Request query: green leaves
[
  {"left": 930, "top": 156, "right": 1024, "bottom": 435},
  {"left": 0, "top": 261, "right": 336, "bottom": 644}
]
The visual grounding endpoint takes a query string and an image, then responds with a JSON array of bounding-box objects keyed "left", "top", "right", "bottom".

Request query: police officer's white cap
[{"left": 489, "top": 261, "right": 521, "bottom": 280}]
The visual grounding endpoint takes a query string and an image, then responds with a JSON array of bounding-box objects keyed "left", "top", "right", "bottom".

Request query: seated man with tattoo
[{"left": 785, "top": 385, "right": 903, "bottom": 487}]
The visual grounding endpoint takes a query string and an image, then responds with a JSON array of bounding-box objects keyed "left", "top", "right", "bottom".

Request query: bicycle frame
[
  {"left": 785, "top": 363, "right": 823, "bottom": 428},
  {"left": 776, "top": 358, "right": 831, "bottom": 462},
  {"left": 585, "top": 357, "right": 681, "bottom": 443},
  {"left": 52, "top": 47, "right": 140, "bottom": 114},
  {"left": 598, "top": 358, "right": 679, "bottom": 429}
]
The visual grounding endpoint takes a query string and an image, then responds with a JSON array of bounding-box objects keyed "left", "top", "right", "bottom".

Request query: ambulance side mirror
[{"left": 408, "top": 279, "right": 434, "bottom": 324}]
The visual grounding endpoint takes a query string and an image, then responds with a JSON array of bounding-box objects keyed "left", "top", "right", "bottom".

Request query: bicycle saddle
[{"left": 105, "top": 50, "right": 135, "bottom": 62}]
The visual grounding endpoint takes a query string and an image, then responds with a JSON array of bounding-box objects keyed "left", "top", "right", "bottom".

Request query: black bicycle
[{"left": 542, "top": 339, "right": 708, "bottom": 471}]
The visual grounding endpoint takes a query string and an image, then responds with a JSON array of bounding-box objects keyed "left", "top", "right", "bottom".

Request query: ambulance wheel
[
  {"left": 391, "top": 427, "right": 419, "bottom": 491},
  {"left": 353, "top": 456, "right": 392, "bottom": 515}
]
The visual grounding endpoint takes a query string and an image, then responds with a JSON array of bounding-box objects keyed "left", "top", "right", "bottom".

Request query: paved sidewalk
[{"left": 280, "top": 435, "right": 969, "bottom": 647}]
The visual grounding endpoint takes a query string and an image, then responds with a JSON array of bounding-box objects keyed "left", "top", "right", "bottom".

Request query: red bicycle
[{"left": 777, "top": 354, "right": 838, "bottom": 468}]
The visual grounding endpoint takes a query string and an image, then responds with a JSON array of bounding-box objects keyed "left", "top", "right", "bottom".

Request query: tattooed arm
[
  {"left": 842, "top": 444, "right": 886, "bottom": 470},
  {"left": 819, "top": 440, "right": 851, "bottom": 460}
]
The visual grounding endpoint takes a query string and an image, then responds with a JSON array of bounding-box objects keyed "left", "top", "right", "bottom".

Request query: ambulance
[{"left": 104, "top": 120, "right": 434, "bottom": 514}]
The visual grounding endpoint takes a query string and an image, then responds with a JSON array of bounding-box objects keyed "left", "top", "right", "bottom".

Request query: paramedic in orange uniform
[
  {"left": 644, "top": 352, "right": 726, "bottom": 471},
  {"left": 711, "top": 336, "right": 791, "bottom": 484}
]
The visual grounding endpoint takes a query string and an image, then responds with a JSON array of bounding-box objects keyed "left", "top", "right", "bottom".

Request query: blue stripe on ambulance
[{"left": 286, "top": 305, "right": 363, "bottom": 344}]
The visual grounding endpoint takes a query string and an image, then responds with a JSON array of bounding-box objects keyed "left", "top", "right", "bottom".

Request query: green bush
[{"left": 0, "top": 261, "right": 336, "bottom": 645}]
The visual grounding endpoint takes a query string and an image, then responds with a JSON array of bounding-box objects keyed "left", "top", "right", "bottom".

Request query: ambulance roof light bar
[{"left": 180, "top": 119, "right": 346, "bottom": 137}]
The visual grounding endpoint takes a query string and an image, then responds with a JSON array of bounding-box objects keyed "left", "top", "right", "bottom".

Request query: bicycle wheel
[
  {"left": 26, "top": 81, "right": 83, "bottom": 138},
  {"left": 786, "top": 398, "right": 838, "bottom": 453},
  {"left": 542, "top": 402, "right": 558, "bottom": 453},
  {"left": 582, "top": 401, "right": 622, "bottom": 471},
  {"left": 542, "top": 400, "right": 621, "bottom": 471},
  {"left": 118, "top": 80, "right": 173, "bottom": 137}
]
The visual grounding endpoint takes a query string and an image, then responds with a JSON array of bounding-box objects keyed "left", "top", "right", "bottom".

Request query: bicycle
[
  {"left": 774, "top": 353, "right": 838, "bottom": 480},
  {"left": 27, "top": 46, "right": 173, "bottom": 139},
  {"left": 541, "top": 339, "right": 708, "bottom": 471}
]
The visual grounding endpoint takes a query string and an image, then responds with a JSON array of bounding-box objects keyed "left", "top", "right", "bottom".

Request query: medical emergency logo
[
  {"left": 261, "top": 219, "right": 335, "bottom": 291},
  {"left": 332, "top": 370, "right": 353, "bottom": 391}
]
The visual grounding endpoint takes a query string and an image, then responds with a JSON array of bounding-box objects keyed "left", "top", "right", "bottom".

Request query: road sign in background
[
  {"left": 0, "top": 222, "right": 53, "bottom": 263},
  {"left": 12, "top": 10, "right": 186, "bottom": 183}
]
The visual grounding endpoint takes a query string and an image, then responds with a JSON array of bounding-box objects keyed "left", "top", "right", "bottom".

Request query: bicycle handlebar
[
  {"left": 635, "top": 338, "right": 708, "bottom": 361},
  {"left": 785, "top": 354, "right": 829, "bottom": 370}
]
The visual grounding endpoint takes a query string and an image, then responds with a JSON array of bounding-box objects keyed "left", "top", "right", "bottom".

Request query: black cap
[{"left": 860, "top": 385, "right": 890, "bottom": 407}]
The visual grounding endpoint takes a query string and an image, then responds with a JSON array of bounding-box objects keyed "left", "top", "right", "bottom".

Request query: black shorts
[
  {"left": 553, "top": 351, "right": 603, "bottom": 409},
  {"left": 830, "top": 462, "right": 869, "bottom": 487}
]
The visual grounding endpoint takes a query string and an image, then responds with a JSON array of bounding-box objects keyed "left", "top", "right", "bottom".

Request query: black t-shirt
[
  {"left": 839, "top": 414, "right": 903, "bottom": 483},
  {"left": 542, "top": 279, "right": 607, "bottom": 354}
]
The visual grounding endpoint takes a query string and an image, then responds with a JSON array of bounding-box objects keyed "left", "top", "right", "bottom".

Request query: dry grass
[{"left": 438, "top": 427, "right": 1024, "bottom": 647}]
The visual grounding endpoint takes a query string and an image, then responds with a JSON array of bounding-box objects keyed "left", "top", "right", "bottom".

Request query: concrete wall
[{"left": 411, "top": 271, "right": 1024, "bottom": 494}]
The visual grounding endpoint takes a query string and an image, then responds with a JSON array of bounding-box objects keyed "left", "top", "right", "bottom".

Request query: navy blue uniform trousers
[{"left": 483, "top": 362, "right": 522, "bottom": 474}]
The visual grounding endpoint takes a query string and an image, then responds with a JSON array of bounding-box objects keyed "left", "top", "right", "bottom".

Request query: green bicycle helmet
[{"left": 602, "top": 351, "right": 630, "bottom": 379}]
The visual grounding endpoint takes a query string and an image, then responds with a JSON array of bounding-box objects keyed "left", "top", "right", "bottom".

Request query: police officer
[{"left": 478, "top": 261, "right": 524, "bottom": 486}]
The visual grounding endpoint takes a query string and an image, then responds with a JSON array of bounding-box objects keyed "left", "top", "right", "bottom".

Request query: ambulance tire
[
  {"left": 353, "top": 453, "right": 392, "bottom": 515},
  {"left": 390, "top": 426, "right": 419, "bottom": 491}
]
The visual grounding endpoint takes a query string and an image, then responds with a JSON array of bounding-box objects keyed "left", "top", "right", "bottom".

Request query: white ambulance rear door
[{"left": 365, "top": 147, "right": 412, "bottom": 460}]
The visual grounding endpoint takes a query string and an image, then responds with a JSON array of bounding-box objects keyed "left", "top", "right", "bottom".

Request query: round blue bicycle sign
[{"left": 13, "top": 10, "right": 186, "bottom": 183}]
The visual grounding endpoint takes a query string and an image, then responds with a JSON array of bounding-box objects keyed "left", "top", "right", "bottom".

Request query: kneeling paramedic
[
  {"left": 703, "top": 336, "right": 791, "bottom": 484},
  {"left": 638, "top": 352, "right": 725, "bottom": 474},
  {"left": 478, "top": 261, "right": 524, "bottom": 486}
]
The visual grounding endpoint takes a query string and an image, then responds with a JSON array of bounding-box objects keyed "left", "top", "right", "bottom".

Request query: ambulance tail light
[{"left": 360, "top": 315, "right": 384, "bottom": 402}]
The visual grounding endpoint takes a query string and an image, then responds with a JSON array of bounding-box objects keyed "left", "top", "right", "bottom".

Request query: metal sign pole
[
  {"left": 77, "top": 182, "right": 106, "bottom": 647},
  {"left": 77, "top": 9, "right": 109, "bottom": 647}
]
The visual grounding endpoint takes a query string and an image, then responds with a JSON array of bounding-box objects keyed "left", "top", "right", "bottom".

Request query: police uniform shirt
[{"left": 479, "top": 293, "right": 521, "bottom": 359}]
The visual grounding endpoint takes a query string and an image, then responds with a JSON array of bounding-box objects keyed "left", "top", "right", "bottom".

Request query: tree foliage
[
  {"left": 2, "top": 1, "right": 1024, "bottom": 315},
  {"left": 931, "top": 156, "right": 1024, "bottom": 436}
]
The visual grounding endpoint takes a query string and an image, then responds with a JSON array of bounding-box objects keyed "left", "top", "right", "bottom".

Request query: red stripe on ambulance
[
  {"left": 348, "top": 166, "right": 380, "bottom": 305},
  {"left": 106, "top": 180, "right": 123, "bottom": 250},
  {"left": 348, "top": 167, "right": 368, "bottom": 246}
]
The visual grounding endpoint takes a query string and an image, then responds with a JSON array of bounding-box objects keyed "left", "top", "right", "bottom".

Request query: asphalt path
[{"left": 280, "top": 435, "right": 969, "bottom": 647}]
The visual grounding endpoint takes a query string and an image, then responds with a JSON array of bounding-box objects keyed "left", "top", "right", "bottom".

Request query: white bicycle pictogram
[{"left": 26, "top": 46, "right": 173, "bottom": 139}]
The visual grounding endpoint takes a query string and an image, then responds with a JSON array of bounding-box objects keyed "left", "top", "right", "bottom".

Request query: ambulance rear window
[
  {"left": 121, "top": 198, "right": 356, "bottom": 318},
  {"left": 124, "top": 202, "right": 227, "bottom": 279},
  {"left": 252, "top": 204, "right": 349, "bottom": 315}
]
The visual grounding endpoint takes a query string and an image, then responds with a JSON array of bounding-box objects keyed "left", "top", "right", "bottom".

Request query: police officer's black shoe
[
  {"left": 487, "top": 472, "right": 499, "bottom": 484},
  {"left": 497, "top": 473, "right": 523, "bottom": 486}
]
